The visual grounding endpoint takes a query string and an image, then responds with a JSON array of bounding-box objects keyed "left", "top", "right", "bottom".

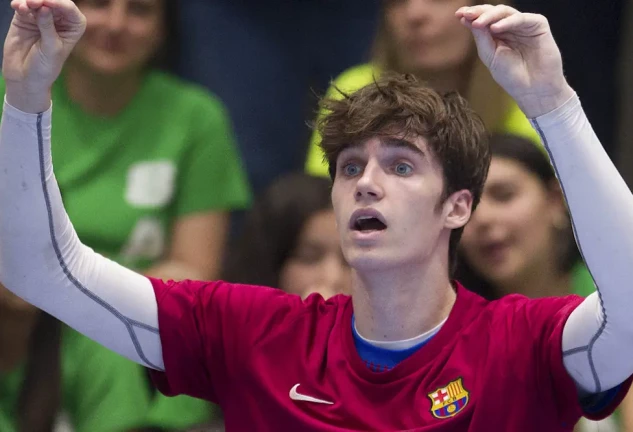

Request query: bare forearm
[
  {"left": 5, "top": 84, "right": 52, "bottom": 114},
  {"left": 515, "top": 82, "right": 575, "bottom": 119}
]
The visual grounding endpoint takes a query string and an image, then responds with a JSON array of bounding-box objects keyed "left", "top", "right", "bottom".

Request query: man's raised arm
[
  {"left": 0, "top": 0, "right": 164, "bottom": 370},
  {"left": 458, "top": 4, "right": 633, "bottom": 394}
]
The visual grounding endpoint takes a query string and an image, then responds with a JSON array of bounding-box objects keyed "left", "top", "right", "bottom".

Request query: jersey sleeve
[
  {"left": 147, "top": 278, "right": 305, "bottom": 404},
  {"left": 509, "top": 295, "right": 631, "bottom": 426},
  {"left": 175, "top": 94, "right": 252, "bottom": 216},
  {"left": 63, "top": 327, "right": 151, "bottom": 432}
]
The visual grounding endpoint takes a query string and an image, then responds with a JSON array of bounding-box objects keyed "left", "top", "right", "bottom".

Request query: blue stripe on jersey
[{"left": 351, "top": 315, "right": 434, "bottom": 372}]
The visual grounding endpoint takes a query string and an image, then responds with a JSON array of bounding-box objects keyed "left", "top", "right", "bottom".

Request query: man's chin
[{"left": 346, "top": 249, "right": 401, "bottom": 273}]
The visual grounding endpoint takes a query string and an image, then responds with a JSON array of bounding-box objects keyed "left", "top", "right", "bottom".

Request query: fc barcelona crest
[{"left": 427, "top": 378, "right": 469, "bottom": 419}]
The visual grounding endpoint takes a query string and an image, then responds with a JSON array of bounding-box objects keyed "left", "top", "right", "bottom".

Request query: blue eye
[
  {"left": 343, "top": 163, "right": 362, "bottom": 177},
  {"left": 394, "top": 163, "right": 412, "bottom": 176}
]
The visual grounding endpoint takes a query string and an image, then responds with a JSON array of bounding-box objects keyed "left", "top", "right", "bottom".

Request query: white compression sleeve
[
  {"left": 0, "top": 100, "right": 164, "bottom": 370},
  {"left": 532, "top": 95, "right": 633, "bottom": 394}
]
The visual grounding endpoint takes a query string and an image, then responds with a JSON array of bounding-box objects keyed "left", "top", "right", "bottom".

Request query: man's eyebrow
[
  {"left": 380, "top": 137, "right": 426, "bottom": 157},
  {"left": 340, "top": 137, "right": 426, "bottom": 157}
]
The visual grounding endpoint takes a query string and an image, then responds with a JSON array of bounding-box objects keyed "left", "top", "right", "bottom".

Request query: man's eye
[
  {"left": 343, "top": 163, "right": 362, "bottom": 177},
  {"left": 394, "top": 163, "right": 413, "bottom": 176}
]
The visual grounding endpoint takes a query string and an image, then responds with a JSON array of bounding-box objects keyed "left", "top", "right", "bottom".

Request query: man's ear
[{"left": 443, "top": 189, "right": 473, "bottom": 230}]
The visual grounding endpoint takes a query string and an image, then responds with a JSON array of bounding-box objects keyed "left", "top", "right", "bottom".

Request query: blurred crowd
[{"left": 0, "top": 0, "right": 631, "bottom": 431}]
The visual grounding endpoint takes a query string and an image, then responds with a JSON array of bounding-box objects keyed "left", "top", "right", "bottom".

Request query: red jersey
[{"left": 148, "top": 279, "right": 628, "bottom": 431}]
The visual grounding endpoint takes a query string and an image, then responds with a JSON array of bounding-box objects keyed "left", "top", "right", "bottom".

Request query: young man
[{"left": 1, "top": 0, "right": 632, "bottom": 430}]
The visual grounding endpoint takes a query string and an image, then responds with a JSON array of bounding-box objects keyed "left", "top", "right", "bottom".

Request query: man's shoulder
[
  {"left": 477, "top": 293, "right": 584, "bottom": 350},
  {"left": 488, "top": 292, "right": 584, "bottom": 314},
  {"left": 149, "top": 277, "right": 350, "bottom": 324},
  {"left": 454, "top": 285, "right": 584, "bottom": 337}
]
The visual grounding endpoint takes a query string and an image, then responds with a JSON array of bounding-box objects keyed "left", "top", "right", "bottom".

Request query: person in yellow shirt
[{"left": 306, "top": 0, "right": 540, "bottom": 176}]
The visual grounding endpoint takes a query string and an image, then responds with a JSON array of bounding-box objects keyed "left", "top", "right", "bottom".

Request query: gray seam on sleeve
[
  {"left": 563, "top": 346, "right": 589, "bottom": 357},
  {"left": 37, "top": 113, "right": 160, "bottom": 369},
  {"left": 532, "top": 119, "right": 607, "bottom": 393}
]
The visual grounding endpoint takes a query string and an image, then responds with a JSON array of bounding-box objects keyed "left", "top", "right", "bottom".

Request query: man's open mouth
[
  {"left": 350, "top": 209, "right": 388, "bottom": 232},
  {"left": 353, "top": 216, "right": 387, "bottom": 232}
]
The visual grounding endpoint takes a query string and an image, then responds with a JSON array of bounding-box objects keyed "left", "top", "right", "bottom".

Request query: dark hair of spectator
[
  {"left": 455, "top": 133, "right": 580, "bottom": 299},
  {"left": 222, "top": 173, "right": 333, "bottom": 288}
]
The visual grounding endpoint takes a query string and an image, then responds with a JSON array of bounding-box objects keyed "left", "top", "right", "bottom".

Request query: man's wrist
[
  {"left": 5, "top": 83, "right": 52, "bottom": 114},
  {"left": 514, "top": 82, "right": 576, "bottom": 119}
]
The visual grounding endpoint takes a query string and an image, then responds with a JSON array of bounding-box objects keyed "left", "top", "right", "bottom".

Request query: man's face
[{"left": 331, "top": 135, "right": 472, "bottom": 273}]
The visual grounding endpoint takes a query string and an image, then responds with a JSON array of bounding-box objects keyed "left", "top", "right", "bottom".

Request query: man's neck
[
  {"left": 351, "top": 256, "right": 456, "bottom": 342},
  {"left": 64, "top": 60, "right": 144, "bottom": 117}
]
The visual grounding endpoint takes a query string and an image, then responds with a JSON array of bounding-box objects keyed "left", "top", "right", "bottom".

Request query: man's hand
[
  {"left": 3, "top": 0, "right": 86, "bottom": 113},
  {"left": 456, "top": 4, "right": 575, "bottom": 118}
]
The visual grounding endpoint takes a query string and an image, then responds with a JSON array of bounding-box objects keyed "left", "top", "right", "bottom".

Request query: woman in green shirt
[
  {"left": 32, "top": 0, "right": 251, "bottom": 281},
  {"left": 0, "top": 0, "right": 251, "bottom": 429}
]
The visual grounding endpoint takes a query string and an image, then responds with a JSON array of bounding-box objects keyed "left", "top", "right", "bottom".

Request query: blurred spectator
[
  {"left": 0, "top": 285, "right": 150, "bottom": 432},
  {"left": 176, "top": 0, "right": 379, "bottom": 195},
  {"left": 223, "top": 173, "right": 350, "bottom": 300},
  {"left": 33, "top": 0, "right": 251, "bottom": 281},
  {"left": 0, "top": 0, "right": 252, "bottom": 429},
  {"left": 196, "top": 172, "right": 349, "bottom": 431},
  {"left": 305, "top": 0, "right": 540, "bottom": 177},
  {"left": 457, "top": 133, "right": 620, "bottom": 432},
  {"left": 458, "top": 133, "right": 591, "bottom": 299}
]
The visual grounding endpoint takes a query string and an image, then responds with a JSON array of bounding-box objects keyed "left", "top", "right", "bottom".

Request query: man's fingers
[
  {"left": 35, "top": 6, "right": 59, "bottom": 52},
  {"left": 455, "top": 4, "right": 519, "bottom": 27},
  {"left": 11, "top": 0, "right": 32, "bottom": 15},
  {"left": 471, "top": 5, "right": 519, "bottom": 29},
  {"left": 490, "top": 13, "right": 549, "bottom": 36},
  {"left": 489, "top": 13, "right": 525, "bottom": 34},
  {"left": 456, "top": 5, "right": 548, "bottom": 37},
  {"left": 455, "top": 4, "right": 495, "bottom": 21},
  {"left": 16, "top": 0, "right": 84, "bottom": 25},
  {"left": 24, "top": 0, "right": 45, "bottom": 9},
  {"left": 10, "top": 0, "right": 23, "bottom": 11},
  {"left": 41, "top": 0, "right": 85, "bottom": 24},
  {"left": 459, "top": 14, "right": 496, "bottom": 68},
  {"left": 470, "top": 26, "right": 497, "bottom": 68}
]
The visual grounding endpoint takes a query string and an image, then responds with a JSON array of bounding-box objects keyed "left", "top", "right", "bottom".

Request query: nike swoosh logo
[{"left": 289, "top": 384, "right": 334, "bottom": 405}]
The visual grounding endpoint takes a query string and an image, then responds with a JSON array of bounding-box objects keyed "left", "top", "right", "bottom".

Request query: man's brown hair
[{"left": 316, "top": 73, "right": 491, "bottom": 274}]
